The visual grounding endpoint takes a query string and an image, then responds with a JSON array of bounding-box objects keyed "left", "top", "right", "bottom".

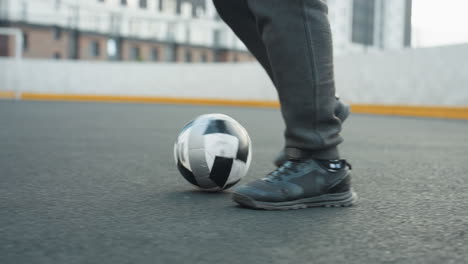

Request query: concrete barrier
[
  {"left": 335, "top": 44, "right": 468, "bottom": 106},
  {"left": 0, "top": 59, "right": 276, "bottom": 101},
  {"left": 1, "top": 44, "right": 468, "bottom": 116}
]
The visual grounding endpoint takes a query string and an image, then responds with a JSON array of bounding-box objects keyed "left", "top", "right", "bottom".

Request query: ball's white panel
[
  {"left": 176, "top": 126, "right": 192, "bottom": 171},
  {"left": 173, "top": 143, "right": 178, "bottom": 165},
  {"left": 188, "top": 148, "right": 217, "bottom": 189},
  {"left": 187, "top": 121, "right": 208, "bottom": 150},
  {"left": 225, "top": 141, "right": 252, "bottom": 188},
  {"left": 245, "top": 141, "right": 253, "bottom": 171},
  {"left": 203, "top": 133, "right": 239, "bottom": 169},
  {"left": 225, "top": 159, "right": 247, "bottom": 186}
]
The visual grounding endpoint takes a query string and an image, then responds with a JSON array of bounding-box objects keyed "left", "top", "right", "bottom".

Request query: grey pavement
[{"left": 1, "top": 100, "right": 467, "bottom": 264}]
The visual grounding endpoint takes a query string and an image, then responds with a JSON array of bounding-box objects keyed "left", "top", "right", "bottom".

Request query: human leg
[
  {"left": 231, "top": 0, "right": 357, "bottom": 209},
  {"left": 213, "top": 0, "right": 350, "bottom": 163}
]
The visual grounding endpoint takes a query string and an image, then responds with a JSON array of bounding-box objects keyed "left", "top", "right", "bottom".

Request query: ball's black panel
[
  {"left": 203, "top": 119, "right": 250, "bottom": 162},
  {"left": 203, "top": 119, "right": 231, "bottom": 135},
  {"left": 209, "top": 156, "right": 234, "bottom": 188},
  {"left": 235, "top": 139, "right": 249, "bottom": 163},
  {"left": 177, "top": 161, "right": 199, "bottom": 186},
  {"left": 223, "top": 179, "right": 241, "bottom": 190}
]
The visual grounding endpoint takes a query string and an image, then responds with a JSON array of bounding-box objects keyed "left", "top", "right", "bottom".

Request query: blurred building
[
  {"left": 0, "top": 0, "right": 252, "bottom": 62},
  {"left": 328, "top": 0, "right": 412, "bottom": 54},
  {"left": 0, "top": 0, "right": 411, "bottom": 62}
]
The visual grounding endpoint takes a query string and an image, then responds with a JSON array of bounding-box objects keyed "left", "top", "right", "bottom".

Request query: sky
[{"left": 412, "top": 0, "right": 468, "bottom": 47}]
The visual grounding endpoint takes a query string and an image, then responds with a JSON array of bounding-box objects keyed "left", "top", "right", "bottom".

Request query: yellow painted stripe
[
  {"left": 14, "top": 92, "right": 468, "bottom": 120},
  {"left": 20, "top": 92, "right": 281, "bottom": 109},
  {"left": 351, "top": 104, "right": 468, "bottom": 120},
  {"left": 0, "top": 91, "right": 16, "bottom": 99}
]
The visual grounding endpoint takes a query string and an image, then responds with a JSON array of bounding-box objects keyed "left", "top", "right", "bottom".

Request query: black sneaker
[
  {"left": 274, "top": 99, "right": 350, "bottom": 167},
  {"left": 232, "top": 159, "right": 357, "bottom": 210}
]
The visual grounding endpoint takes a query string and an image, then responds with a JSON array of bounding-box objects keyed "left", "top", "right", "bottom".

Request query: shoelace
[
  {"left": 264, "top": 160, "right": 352, "bottom": 182},
  {"left": 265, "top": 160, "right": 304, "bottom": 182}
]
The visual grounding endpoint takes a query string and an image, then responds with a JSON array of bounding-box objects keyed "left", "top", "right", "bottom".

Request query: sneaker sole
[{"left": 232, "top": 190, "right": 358, "bottom": 210}]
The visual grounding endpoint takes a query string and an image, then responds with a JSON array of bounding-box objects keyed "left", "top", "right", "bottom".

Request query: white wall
[
  {"left": 1, "top": 44, "right": 468, "bottom": 106},
  {"left": 0, "top": 60, "right": 276, "bottom": 101},
  {"left": 336, "top": 44, "right": 468, "bottom": 106}
]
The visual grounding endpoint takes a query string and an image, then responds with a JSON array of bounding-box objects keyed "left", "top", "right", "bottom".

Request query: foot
[
  {"left": 232, "top": 159, "right": 357, "bottom": 210},
  {"left": 274, "top": 99, "right": 350, "bottom": 167}
]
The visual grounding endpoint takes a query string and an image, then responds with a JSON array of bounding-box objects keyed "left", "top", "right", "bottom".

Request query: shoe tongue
[{"left": 317, "top": 159, "right": 345, "bottom": 171}]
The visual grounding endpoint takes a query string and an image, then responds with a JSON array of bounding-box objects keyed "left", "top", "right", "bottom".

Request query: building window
[
  {"left": 351, "top": 0, "right": 375, "bottom": 45},
  {"left": 107, "top": 39, "right": 119, "bottom": 59},
  {"left": 53, "top": 27, "right": 62, "bottom": 40},
  {"left": 158, "top": 0, "right": 163, "bottom": 11},
  {"left": 403, "top": 0, "right": 412, "bottom": 47},
  {"left": 213, "top": 29, "right": 221, "bottom": 48},
  {"left": 151, "top": 47, "right": 159, "bottom": 61},
  {"left": 130, "top": 46, "right": 141, "bottom": 60},
  {"left": 0, "top": 35, "right": 8, "bottom": 57},
  {"left": 185, "top": 50, "right": 192, "bottom": 62},
  {"left": 200, "top": 52, "right": 207, "bottom": 63},
  {"left": 121, "top": 0, "right": 127, "bottom": 6},
  {"left": 21, "top": 2, "right": 28, "bottom": 20},
  {"left": 165, "top": 46, "right": 175, "bottom": 62},
  {"left": 23, "top": 33, "right": 29, "bottom": 51},
  {"left": 176, "top": 1, "right": 181, "bottom": 15},
  {"left": 139, "top": 0, "right": 147, "bottom": 9},
  {"left": 90, "top": 41, "right": 100, "bottom": 57}
]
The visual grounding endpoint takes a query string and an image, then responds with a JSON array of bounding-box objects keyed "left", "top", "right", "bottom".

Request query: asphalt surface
[{"left": 1, "top": 100, "right": 467, "bottom": 264}]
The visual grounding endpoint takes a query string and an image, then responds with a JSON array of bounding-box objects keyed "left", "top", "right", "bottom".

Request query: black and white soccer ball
[{"left": 174, "top": 114, "right": 252, "bottom": 191}]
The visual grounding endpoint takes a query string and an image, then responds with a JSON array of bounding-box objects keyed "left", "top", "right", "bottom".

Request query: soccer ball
[{"left": 174, "top": 113, "right": 252, "bottom": 191}]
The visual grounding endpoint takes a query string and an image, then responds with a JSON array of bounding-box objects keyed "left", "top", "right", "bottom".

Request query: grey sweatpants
[{"left": 213, "top": 0, "right": 343, "bottom": 160}]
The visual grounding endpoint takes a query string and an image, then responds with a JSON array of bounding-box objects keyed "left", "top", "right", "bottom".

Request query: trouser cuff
[{"left": 285, "top": 147, "right": 340, "bottom": 161}]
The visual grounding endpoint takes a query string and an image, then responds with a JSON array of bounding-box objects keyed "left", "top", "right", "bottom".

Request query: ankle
[{"left": 284, "top": 147, "right": 340, "bottom": 161}]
